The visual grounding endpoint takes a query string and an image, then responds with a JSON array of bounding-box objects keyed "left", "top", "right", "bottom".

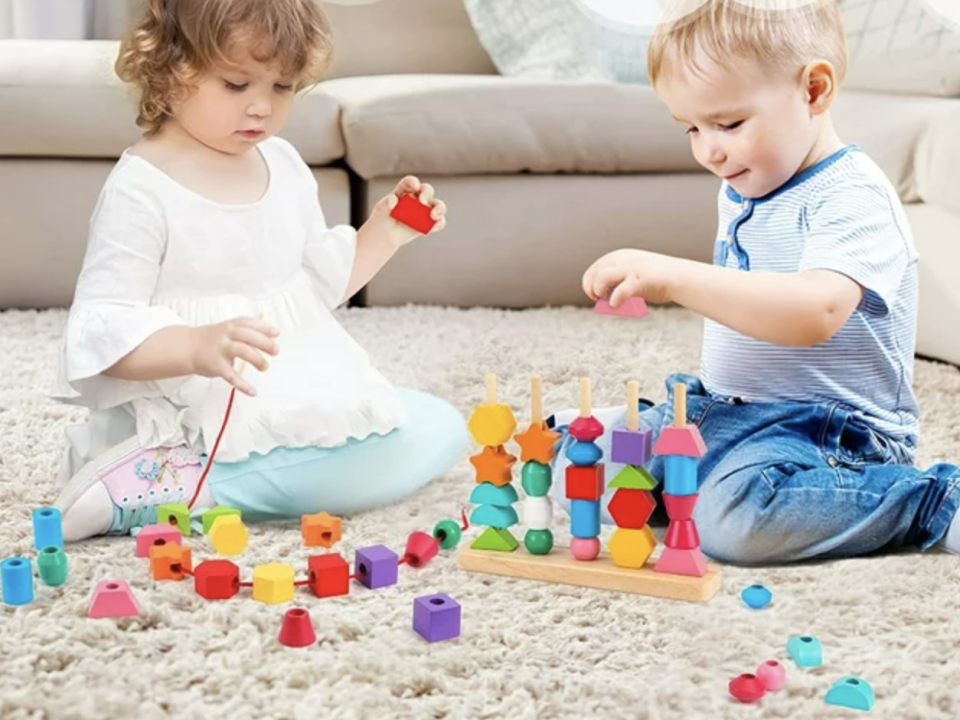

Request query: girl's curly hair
[{"left": 116, "top": 0, "right": 334, "bottom": 135}]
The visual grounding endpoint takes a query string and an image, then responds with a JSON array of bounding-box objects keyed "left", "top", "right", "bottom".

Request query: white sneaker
[{"left": 54, "top": 437, "right": 213, "bottom": 542}]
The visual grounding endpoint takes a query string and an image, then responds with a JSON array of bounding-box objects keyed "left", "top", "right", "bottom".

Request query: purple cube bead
[
  {"left": 354, "top": 544, "right": 399, "bottom": 589},
  {"left": 611, "top": 427, "right": 653, "bottom": 466},
  {"left": 413, "top": 593, "right": 461, "bottom": 642}
]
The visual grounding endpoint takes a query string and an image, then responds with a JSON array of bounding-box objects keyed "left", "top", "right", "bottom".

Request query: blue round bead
[
  {"left": 741, "top": 583, "right": 773, "bottom": 609},
  {"left": 565, "top": 441, "right": 602, "bottom": 467}
]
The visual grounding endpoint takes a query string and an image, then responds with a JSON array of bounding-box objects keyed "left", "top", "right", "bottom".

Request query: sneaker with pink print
[{"left": 54, "top": 437, "right": 216, "bottom": 542}]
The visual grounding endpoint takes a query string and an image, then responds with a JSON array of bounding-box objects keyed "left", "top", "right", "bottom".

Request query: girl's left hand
[{"left": 371, "top": 176, "right": 447, "bottom": 246}]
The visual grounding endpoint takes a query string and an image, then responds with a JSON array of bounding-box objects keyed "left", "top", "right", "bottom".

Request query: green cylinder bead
[
  {"left": 524, "top": 528, "right": 554, "bottom": 555},
  {"left": 37, "top": 546, "right": 68, "bottom": 587},
  {"left": 433, "top": 519, "right": 462, "bottom": 550},
  {"left": 521, "top": 461, "right": 552, "bottom": 496}
]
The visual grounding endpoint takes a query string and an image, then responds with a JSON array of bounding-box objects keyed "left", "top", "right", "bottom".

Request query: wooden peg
[
  {"left": 579, "top": 378, "right": 591, "bottom": 418},
  {"left": 486, "top": 373, "right": 497, "bottom": 405},
  {"left": 626, "top": 381, "right": 640, "bottom": 431},
  {"left": 530, "top": 376, "right": 543, "bottom": 425},
  {"left": 674, "top": 383, "right": 687, "bottom": 427}
]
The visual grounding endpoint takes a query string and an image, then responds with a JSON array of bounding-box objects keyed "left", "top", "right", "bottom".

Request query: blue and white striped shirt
[{"left": 700, "top": 145, "right": 920, "bottom": 446}]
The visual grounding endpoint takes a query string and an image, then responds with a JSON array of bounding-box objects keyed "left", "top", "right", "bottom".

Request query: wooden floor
[{"left": 455, "top": 546, "right": 722, "bottom": 603}]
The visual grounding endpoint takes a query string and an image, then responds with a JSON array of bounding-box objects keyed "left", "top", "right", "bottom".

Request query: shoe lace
[{"left": 115, "top": 485, "right": 187, "bottom": 536}]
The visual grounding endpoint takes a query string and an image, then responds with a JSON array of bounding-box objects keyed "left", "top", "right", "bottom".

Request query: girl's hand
[
  {"left": 371, "top": 175, "right": 447, "bottom": 246},
  {"left": 188, "top": 317, "right": 280, "bottom": 396},
  {"left": 582, "top": 249, "right": 680, "bottom": 307}
]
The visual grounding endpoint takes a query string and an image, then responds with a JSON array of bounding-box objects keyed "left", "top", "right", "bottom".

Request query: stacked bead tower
[
  {"left": 607, "top": 381, "right": 659, "bottom": 568},
  {"left": 468, "top": 374, "right": 521, "bottom": 552},
  {"left": 652, "top": 382, "right": 709, "bottom": 576},
  {"left": 514, "top": 376, "right": 561, "bottom": 555},
  {"left": 565, "top": 378, "right": 606, "bottom": 561}
]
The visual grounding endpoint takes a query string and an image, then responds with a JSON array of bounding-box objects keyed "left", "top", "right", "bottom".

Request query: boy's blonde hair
[
  {"left": 116, "top": 0, "right": 334, "bottom": 135},
  {"left": 647, "top": 0, "right": 847, "bottom": 87}
]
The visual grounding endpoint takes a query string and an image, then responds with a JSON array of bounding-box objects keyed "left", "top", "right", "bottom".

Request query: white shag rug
[{"left": 1, "top": 306, "right": 959, "bottom": 720}]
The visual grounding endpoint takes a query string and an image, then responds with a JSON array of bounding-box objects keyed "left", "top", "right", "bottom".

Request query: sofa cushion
[
  {"left": 0, "top": 40, "right": 344, "bottom": 165},
  {"left": 323, "top": 74, "right": 948, "bottom": 199},
  {"left": 915, "top": 105, "right": 960, "bottom": 215},
  {"left": 322, "top": 74, "right": 700, "bottom": 179}
]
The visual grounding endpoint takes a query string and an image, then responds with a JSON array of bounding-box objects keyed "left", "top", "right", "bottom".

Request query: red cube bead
[
  {"left": 565, "top": 464, "right": 605, "bottom": 501},
  {"left": 308, "top": 553, "right": 350, "bottom": 598},
  {"left": 194, "top": 559, "right": 240, "bottom": 600}
]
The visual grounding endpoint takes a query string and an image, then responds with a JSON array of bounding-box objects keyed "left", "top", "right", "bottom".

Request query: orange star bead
[
  {"left": 514, "top": 421, "right": 561, "bottom": 464},
  {"left": 469, "top": 445, "right": 517, "bottom": 486}
]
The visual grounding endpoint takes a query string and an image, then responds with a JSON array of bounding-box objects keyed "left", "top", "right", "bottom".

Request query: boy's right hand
[{"left": 188, "top": 317, "right": 280, "bottom": 396}]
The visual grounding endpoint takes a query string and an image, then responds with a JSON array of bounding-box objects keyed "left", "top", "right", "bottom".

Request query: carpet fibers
[{"left": 1, "top": 306, "right": 959, "bottom": 720}]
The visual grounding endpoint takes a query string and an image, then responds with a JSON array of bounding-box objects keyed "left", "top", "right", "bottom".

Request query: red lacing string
[{"left": 187, "top": 387, "right": 237, "bottom": 510}]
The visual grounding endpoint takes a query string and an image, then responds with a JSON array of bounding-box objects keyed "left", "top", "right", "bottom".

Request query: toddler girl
[
  {"left": 550, "top": 0, "right": 960, "bottom": 564},
  {"left": 52, "top": 0, "right": 467, "bottom": 542}
]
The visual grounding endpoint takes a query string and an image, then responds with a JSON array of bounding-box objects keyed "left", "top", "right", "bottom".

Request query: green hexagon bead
[
  {"left": 524, "top": 528, "right": 554, "bottom": 555},
  {"left": 521, "top": 461, "right": 552, "bottom": 497},
  {"left": 432, "top": 519, "right": 462, "bottom": 549}
]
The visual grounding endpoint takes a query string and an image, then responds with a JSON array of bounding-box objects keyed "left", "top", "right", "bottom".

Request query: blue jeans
[{"left": 549, "top": 374, "right": 960, "bottom": 565}]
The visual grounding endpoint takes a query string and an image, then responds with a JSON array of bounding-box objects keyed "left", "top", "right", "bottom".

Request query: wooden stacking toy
[
  {"left": 457, "top": 375, "right": 721, "bottom": 603},
  {"left": 515, "top": 376, "right": 560, "bottom": 555}
]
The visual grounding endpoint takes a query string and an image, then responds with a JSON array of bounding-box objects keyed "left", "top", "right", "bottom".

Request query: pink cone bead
[
  {"left": 756, "top": 659, "right": 786, "bottom": 691},
  {"left": 569, "top": 536, "right": 600, "bottom": 560}
]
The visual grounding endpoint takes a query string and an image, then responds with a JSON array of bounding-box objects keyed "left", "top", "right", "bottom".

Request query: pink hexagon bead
[
  {"left": 135, "top": 524, "right": 183, "bottom": 558},
  {"left": 756, "top": 659, "right": 786, "bottom": 691},
  {"left": 569, "top": 536, "right": 600, "bottom": 561}
]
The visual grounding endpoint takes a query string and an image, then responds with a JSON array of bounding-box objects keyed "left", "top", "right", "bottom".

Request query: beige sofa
[{"left": 1, "top": 0, "right": 959, "bottom": 366}]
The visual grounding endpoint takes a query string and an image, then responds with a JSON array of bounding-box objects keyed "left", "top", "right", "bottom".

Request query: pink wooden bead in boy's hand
[
  {"left": 390, "top": 193, "right": 437, "bottom": 234},
  {"left": 594, "top": 296, "right": 649, "bottom": 319}
]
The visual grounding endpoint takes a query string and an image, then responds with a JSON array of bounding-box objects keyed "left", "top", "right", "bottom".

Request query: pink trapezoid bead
[{"left": 569, "top": 536, "right": 601, "bottom": 561}]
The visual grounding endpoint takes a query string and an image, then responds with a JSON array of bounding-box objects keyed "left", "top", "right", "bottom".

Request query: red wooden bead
[
  {"left": 404, "top": 531, "right": 439, "bottom": 568},
  {"left": 607, "top": 488, "right": 656, "bottom": 529},
  {"left": 664, "top": 518, "right": 700, "bottom": 549},
  {"left": 568, "top": 415, "right": 604, "bottom": 443},
  {"left": 565, "top": 464, "right": 605, "bottom": 501},
  {"left": 662, "top": 492, "right": 698, "bottom": 521},
  {"left": 308, "top": 553, "right": 350, "bottom": 598},
  {"left": 390, "top": 193, "right": 437, "bottom": 234},
  {"left": 729, "top": 673, "right": 766, "bottom": 703},
  {"left": 194, "top": 559, "right": 240, "bottom": 600},
  {"left": 279, "top": 608, "right": 317, "bottom": 648}
]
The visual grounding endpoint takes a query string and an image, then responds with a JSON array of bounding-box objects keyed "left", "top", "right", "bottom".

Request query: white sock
[
  {"left": 190, "top": 477, "right": 217, "bottom": 514},
  {"left": 940, "top": 513, "right": 960, "bottom": 556}
]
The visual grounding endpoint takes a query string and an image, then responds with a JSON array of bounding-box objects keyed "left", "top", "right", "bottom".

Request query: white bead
[{"left": 524, "top": 496, "right": 553, "bottom": 529}]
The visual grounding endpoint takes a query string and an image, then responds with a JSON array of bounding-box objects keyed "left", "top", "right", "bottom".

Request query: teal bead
[
  {"left": 433, "top": 519, "right": 462, "bottom": 549},
  {"left": 565, "top": 440, "right": 602, "bottom": 467},
  {"left": 469, "top": 482, "right": 519, "bottom": 506},
  {"left": 521, "top": 462, "right": 552, "bottom": 496},
  {"left": 524, "top": 528, "right": 554, "bottom": 555},
  {"left": 469, "top": 504, "right": 519, "bottom": 529},
  {"left": 37, "top": 546, "right": 68, "bottom": 587}
]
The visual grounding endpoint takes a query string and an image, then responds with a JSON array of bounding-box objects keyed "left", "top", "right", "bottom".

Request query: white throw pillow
[{"left": 843, "top": 0, "right": 960, "bottom": 96}]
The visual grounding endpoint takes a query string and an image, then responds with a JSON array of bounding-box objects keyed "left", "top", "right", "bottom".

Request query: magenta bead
[
  {"left": 756, "top": 659, "right": 786, "bottom": 691},
  {"left": 729, "top": 673, "right": 766, "bottom": 703},
  {"left": 569, "top": 536, "right": 600, "bottom": 560}
]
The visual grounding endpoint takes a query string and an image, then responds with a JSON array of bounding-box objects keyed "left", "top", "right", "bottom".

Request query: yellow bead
[
  {"left": 210, "top": 515, "right": 249, "bottom": 557},
  {"left": 468, "top": 403, "right": 517, "bottom": 447},
  {"left": 608, "top": 526, "right": 658, "bottom": 569},
  {"left": 252, "top": 562, "right": 295, "bottom": 604}
]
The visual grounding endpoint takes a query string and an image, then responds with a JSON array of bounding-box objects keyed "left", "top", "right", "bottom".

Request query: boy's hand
[
  {"left": 583, "top": 249, "right": 680, "bottom": 307},
  {"left": 370, "top": 175, "right": 447, "bottom": 247},
  {"left": 188, "top": 317, "right": 280, "bottom": 396}
]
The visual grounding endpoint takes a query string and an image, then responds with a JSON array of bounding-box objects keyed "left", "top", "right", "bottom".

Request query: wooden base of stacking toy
[{"left": 455, "top": 546, "right": 721, "bottom": 603}]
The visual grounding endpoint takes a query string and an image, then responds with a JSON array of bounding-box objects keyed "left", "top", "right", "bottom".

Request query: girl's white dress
[{"left": 52, "top": 136, "right": 406, "bottom": 485}]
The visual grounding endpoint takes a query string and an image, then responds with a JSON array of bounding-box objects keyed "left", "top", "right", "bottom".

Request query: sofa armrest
[{"left": 916, "top": 105, "right": 960, "bottom": 216}]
